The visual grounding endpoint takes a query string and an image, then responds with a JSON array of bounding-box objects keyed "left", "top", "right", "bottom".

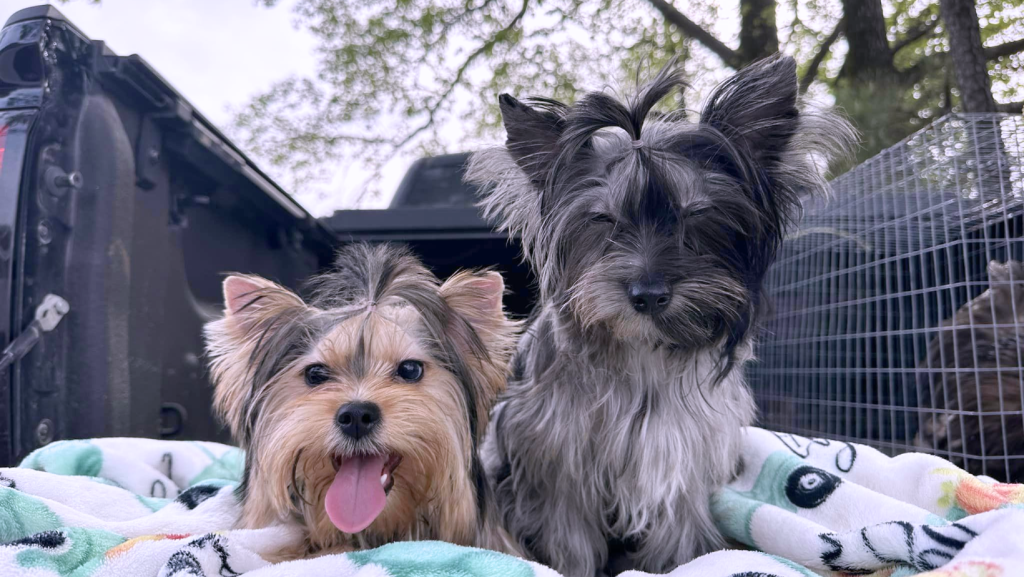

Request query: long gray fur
[{"left": 466, "top": 54, "right": 856, "bottom": 576}]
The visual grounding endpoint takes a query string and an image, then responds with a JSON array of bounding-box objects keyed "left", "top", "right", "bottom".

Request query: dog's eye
[
  {"left": 590, "top": 213, "right": 614, "bottom": 225},
  {"left": 396, "top": 360, "right": 424, "bottom": 383},
  {"left": 304, "top": 364, "right": 331, "bottom": 387}
]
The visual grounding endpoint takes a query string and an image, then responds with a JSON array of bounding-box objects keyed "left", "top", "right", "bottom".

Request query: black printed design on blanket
[
  {"left": 772, "top": 432, "right": 829, "bottom": 457},
  {"left": 0, "top": 472, "right": 15, "bottom": 489},
  {"left": 3, "top": 530, "right": 66, "bottom": 549},
  {"left": 163, "top": 533, "right": 240, "bottom": 577},
  {"left": 772, "top": 432, "right": 858, "bottom": 472},
  {"left": 176, "top": 485, "right": 221, "bottom": 510},
  {"left": 152, "top": 480, "right": 167, "bottom": 498},
  {"left": 785, "top": 466, "right": 841, "bottom": 508},
  {"left": 162, "top": 452, "right": 174, "bottom": 480},
  {"left": 819, "top": 532, "right": 855, "bottom": 573},
  {"left": 818, "top": 521, "right": 977, "bottom": 572},
  {"left": 164, "top": 550, "right": 203, "bottom": 576},
  {"left": 914, "top": 524, "right": 976, "bottom": 570},
  {"left": 861, "top": 520, "right": 913, "bottom": 565},
  {"left": 835, "top": 444, "right": 856, "bottom": 472}
]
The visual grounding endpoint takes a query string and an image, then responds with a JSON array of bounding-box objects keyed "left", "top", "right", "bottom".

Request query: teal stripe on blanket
[
  {"left": 0, "top": 486, "right": 62, "bottom": 542},
  {"left": 347, "top": 541, "right": 534, "bottom": 577},
  {"left": 20, "top": 442, "right": 103, "bottom": 478},
  {"left": 15, "top": 527, "right": 124, "bottom": 577}
]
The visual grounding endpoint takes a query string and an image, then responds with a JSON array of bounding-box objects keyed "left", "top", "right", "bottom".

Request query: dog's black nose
[
  {"left": 336, "top": 402, "right": 381, "bottom": 440},
  {"left": 628, "top": 280, "right": 672, "bottom": 315}
]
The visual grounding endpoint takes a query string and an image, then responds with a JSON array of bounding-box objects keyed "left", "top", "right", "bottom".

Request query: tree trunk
[
  {"left": 832, "top": 0, "right": 913, "bottom": 161},
  {"left": 738, "top": 0, "right": 778, "bottom": 64},
  {"left": 939, "top": 0, "right": 997, "bottom": 112},
  {"left": 840, "top": 0, "right": 894, "bottom": 81}
]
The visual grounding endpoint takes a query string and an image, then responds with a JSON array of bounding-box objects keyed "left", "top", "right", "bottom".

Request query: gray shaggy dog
[{"left": 465, "top": 54, "right": 856, "bottom": 576}]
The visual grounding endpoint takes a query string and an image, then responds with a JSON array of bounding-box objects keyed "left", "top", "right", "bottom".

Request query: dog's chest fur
[
  {"left": 592, "top": 350, "right": 754, "bottom": 534},
  {"left": 487, "top": 305, "right": 757, "bottom": 569}
]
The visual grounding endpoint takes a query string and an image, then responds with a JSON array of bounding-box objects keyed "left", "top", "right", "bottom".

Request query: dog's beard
[{"left": 567, "top": 254, "right": 748, "bottom": 350}]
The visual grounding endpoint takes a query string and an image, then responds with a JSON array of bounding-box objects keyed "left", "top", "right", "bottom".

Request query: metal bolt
[
  {"left": 37, "top": 220, "right": 52, "bottom": 245},
  {"left": 54, "top": 299, "right": 69, "bottom": 315},
  {"left": 35, "top": 419, "right": 54, "bottom": 446},
  {"left": 53, "top": 171, "right": 82, "bottom": 189},
  {"left": 45, "top": 167, "right": 82, "bottom": 198}
]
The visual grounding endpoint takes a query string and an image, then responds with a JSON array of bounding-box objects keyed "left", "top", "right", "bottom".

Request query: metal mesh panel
[{"left": 749, "top": 114, "right": 1024, "bottom": 483}]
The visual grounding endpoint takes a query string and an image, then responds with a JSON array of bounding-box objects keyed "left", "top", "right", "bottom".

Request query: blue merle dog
[{"left": 466, "top": 54, "right": 856, "bottom": 576}]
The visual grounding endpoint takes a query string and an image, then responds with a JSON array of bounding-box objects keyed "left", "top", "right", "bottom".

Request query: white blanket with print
[{"left": 0, "top": 429, "right": 1021, "bottom": 577}]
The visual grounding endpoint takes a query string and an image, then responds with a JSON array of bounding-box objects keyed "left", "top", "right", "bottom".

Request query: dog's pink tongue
[{"left": 325, "top": 454, "right": 387, "bottom": 534}]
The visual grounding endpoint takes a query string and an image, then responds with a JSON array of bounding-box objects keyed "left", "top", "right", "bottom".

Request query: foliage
[{"left": 233, "top": 0, "right": 1023, "bottom": 206}]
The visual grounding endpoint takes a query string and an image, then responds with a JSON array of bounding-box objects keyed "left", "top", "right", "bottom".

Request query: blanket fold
[{"left": 1, "top": 429, "right": 1020, "bottom": 576}]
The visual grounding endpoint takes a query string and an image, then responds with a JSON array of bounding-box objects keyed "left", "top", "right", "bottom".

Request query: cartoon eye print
[{"left": 785, "top": 465, "right": 842, "bottom": 509}]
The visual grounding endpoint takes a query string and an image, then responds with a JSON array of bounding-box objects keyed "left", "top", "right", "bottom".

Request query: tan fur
[
  {"left": 207, "top": 274, "right": 308, "bottom": 439},
  {"left": 439, "top": 271, "right": 520, "bottom": 438},
  {"left": 205, "top": 255, "right": 520, "bottom": 559}
]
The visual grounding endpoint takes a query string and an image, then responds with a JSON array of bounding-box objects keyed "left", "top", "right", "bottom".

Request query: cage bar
[{"left": 749, "top": 114, "right": 1024, "bottom": 482}]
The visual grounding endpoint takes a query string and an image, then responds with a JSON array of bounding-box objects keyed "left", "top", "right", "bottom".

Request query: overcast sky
[{"left": 4, "top": 0, "right": 399, "bottom": 215}]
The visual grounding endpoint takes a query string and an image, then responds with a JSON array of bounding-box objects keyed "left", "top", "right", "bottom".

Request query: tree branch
[
  {"left": 892, "top": 15, "right": 939, "bottom": 54},
  {"left": 352, "top": 0, "right": 531, "bottom": 206},
  {"left": 643, "top": 0, "right": 741, "bottom": 68},
  {"left": 997, "top": 101, "right": 1023, "bottom": 114},
  {"left": 799, "top": 18, "right": 845, "bottom": 93},
  {"left": 425, "top": 0, "right": 499, "bottom": 53},
  {"left": 394, "top": 0, "right": 530, "bottom": 150},
  {"left": 985, "top": 38, "right": 1024, "bottom": 60}
]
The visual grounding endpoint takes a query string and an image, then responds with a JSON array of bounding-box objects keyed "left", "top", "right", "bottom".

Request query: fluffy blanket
[{"left": 0, "top": 429, "right": 1021, "bottom": 577}]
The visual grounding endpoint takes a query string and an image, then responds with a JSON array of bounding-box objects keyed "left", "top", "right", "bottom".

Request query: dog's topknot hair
[
  {"left": 467, "top": 54, "right": 856, "bottom": 375},
  {"left": 309, "top": 243, "right": 439, "bottom": 312},
  {"left": 468, "top": 54, "right": 856, "bottom": 288},
  {"left": 559, "top": 57, "right": 685, "bottom": 157},
  {"left": 310, "top": 242, "right": 494, "bottom": 376}
]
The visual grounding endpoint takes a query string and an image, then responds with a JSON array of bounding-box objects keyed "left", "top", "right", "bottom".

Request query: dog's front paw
[{"left": 261, "top": 540, "right": 312, "bottom": 564}]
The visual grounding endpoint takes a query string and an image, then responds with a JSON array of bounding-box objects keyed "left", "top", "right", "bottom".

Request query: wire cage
[{"left": 748, "top": 114, "right": 1024, "bottom": 483}]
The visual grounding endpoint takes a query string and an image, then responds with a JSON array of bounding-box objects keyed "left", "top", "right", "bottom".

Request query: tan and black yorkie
[{"left": 204, "top": 243, "right": 520, "bottom": 559}]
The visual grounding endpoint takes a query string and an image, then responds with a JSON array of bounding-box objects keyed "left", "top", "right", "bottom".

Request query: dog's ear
[
  {"left": 499, "top": 94, "right": 566, "bottom": 185},
  {"left": 206, "top": 275, "right": 307, "bottom": 441},
  {"left": 440, "top": 271, "right": 516, "bottom": 357},
  {"left": 700, "top": 54, "right": 799, "bottom": 168},
  {"left": 222, "top": 275, "right": 305, "bottom": 328},
  {"left": 440, "top": 271, "right": 519, "bottom": 423},
  {"left": 987, "top": 260, "right": 1024, "bottom": 284},
  {"left": 986, "top": 260, "right": 1024, "bottom": 322}
]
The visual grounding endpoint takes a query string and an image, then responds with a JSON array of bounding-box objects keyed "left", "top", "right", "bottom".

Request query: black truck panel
[
  {"left": 0, "top": 6, "right": 336, "bottom": 465},
  {"left": 0, "top": 5, "right": 535, "bottom": 467}
]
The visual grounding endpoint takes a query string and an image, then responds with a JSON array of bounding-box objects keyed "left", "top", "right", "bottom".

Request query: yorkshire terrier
[
  {"left": 204, "top": 243, "right": 520, "bottom": 559},
  {"left": 466, "top": 54, "right": 856, "bottom": 575},
  {"left": 915, "top": 259, "right": 1024, "bottom": 482}
]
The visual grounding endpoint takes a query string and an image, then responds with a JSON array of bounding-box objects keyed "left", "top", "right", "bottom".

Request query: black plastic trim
[
  {"left": 4, "top": 5, "right": 85, "bottom": 38},
  {"left": 323, "top": 208, "right": 505, "bottom": 241}
]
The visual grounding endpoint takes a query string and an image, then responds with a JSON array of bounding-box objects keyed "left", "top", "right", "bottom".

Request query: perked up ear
[
  {"left": 206, "top": 274, "right": 307, "bottom": 441},
  {"left": 499, "top": 94, "right": 567, "bottom": 186},
  {"left": 986, "top": 261, "right": 1024, "bottom": 321},
  {"left": 700, "top": 54, "right": 800, "bottom": 168},
  {"left": 987, "top": 260, "right": 1024, "bottom": 284},
  {"left": 439, "top": 270, "right": 520, "bottom": 430},
  {"left": 222, "top": 275, "right": 305, "bottom": 329},
  {"left": 440, "top": 270, "right": 515, "bottom": 356}
]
